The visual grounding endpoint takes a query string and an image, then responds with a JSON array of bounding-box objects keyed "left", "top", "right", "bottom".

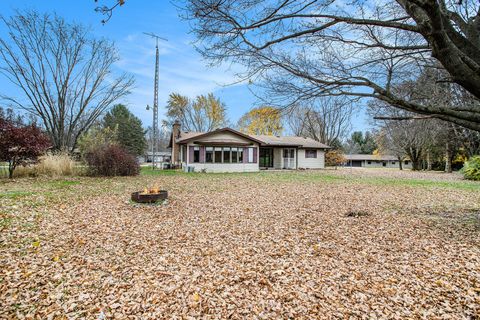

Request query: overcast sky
[{"left": 0, "top": 1, "right": 370, "bottom": 134}]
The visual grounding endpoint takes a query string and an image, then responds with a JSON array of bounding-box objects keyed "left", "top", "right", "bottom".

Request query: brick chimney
[{"left": 171, "top": 120, "right": 181, "bottom": 164}]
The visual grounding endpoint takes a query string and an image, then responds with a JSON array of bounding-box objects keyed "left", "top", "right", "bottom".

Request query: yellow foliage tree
[
  {"left": 237, "top": 106, "right": 282, "bottom": 136},
  {"left": 325, "top": 150, "right": 346, "bottom": 169},
  {"left": 165, "top": 92, "right": 227, "bottom": 132}
]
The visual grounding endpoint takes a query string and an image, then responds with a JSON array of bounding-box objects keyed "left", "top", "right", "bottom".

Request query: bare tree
[
  {"left": 0, "top": 11, "right": 134, "bottom": 152},
  {"left": 375, "top": 65, "right": 480, "bottom": 171},
  {"left": 452, "top": 126, "right": 480, "bottom": 158},
  {"left": 374, "top": 109, "right": 433, "bottom": 170},
  {"left": 375, "top": 128, "right": 407, "bottom": 170},
  {"left": 288, "top": 97, "right": 352, "bottom": 146},
  {"left": 183, "top": 0, "right": 480, "bottom": 131}
]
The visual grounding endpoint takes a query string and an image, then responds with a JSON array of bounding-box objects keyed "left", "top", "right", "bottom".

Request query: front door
[
  {"left": 283, "top": 148, "right": 295, "bottom": 169},
  {"left": 259, "top": 148, "right": 274, "bottom": 168}
]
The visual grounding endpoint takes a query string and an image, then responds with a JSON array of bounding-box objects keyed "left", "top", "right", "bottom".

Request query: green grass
[
  {"left": 0, "top": 191, "right": 36, "bottom": 199},
  {"left": 140, "top": 167, "right": 185, "bottom": 176},
  {"left": 44, "top": 180, "right": 81, "bottom": 188}
]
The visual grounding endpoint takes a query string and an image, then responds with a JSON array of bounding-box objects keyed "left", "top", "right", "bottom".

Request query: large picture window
[
  {"left": 223, "top": 147, "right": 231, "bottom": 163},
  {"left": 214, "top": 147, "right": 222, "bottom": 163},
  {"left": 206, "top": 147, "right": 213, "bottom": 163},
  {"left": 305, "top": 149, "right": 317, "bottom": 158},
  {"left": 248, "top": 147, "right": 254, "bottom": 163},
  {"left": 193, "top": 146, "right": 200, "bottom": 163},
  {"left": 231, "top": 147, "right": 238, "bottom": 163},
  {"left": 200, "top": 146, "right": 245, "bottom": 163}
]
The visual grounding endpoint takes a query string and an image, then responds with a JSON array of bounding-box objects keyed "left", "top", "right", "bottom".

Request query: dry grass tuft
[
  {"left": 2, "top": 153, "right": 78, "bottom": 178},
  {"left": 36, "top": 153, "right": 76, "bottom": 177}
]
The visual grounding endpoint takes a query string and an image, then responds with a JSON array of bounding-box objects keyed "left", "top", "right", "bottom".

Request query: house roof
[
  {"left": 252, "top": 135, "right": 330, "bottom": 149},
  {"left": 176, "top": 128, "right": 265, "bottom": 145},
  {"left": 176, "top": 131, "right": 205, "bottom": 143},
  {"left": 173, "top": 127, "right": 331, "bottom": 149},
  {"left": 345, "top": 154, "right": 399, "bottom": 161}
]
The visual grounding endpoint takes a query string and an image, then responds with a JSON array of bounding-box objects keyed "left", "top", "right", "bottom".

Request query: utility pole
[{"left": 144, "top": 32, "right": 167, "bottom": 169}]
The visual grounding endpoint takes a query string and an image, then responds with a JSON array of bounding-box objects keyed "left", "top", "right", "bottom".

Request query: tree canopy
[
  {"left": 183, "top": 0, "right": 480, "bottom": 131},
  {"left": 0, "top": 10, "right": 133, "bottom": 152},
  {"left": 165, "top": 92, "right": 227, "bottom": 132},
  {"left": 288, "top": 97, "right": 352, "bottom": 146},
  {"left": 103, "top": 104, "right": 146, "bottom": 156},
  {"left": 345, "top": 131, "right": 378, "bottom": 155},
  {"left": 237, "top": 106, "right": 283, "bottom": 136},
  {"left": 0, "top": 117, "right": 51, "bottom": 178}
]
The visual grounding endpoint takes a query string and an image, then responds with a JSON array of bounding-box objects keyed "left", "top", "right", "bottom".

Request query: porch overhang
[
  {"left": 192, "top": 141, "right": 254, "bottom": 146},
  {"left": 260, "top": 144, "right": 302, "bottom": 148}
]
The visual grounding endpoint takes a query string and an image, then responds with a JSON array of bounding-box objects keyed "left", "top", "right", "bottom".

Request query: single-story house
[
  {"left": 344, "top": 154, "right": 412, "bottom": 169},
  {"left": 169, "top": 122, "right": 330, "bottom": 172},
  {"left": 143, "top": 151, "right": 171, "bottom": 164}
]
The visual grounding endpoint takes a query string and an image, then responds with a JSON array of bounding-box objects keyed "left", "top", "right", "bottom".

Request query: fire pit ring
[{"left": 131, "top": 190, "right": 168, "bottom": 203}]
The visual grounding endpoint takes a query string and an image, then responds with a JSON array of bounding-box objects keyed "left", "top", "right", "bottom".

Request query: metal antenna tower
[{"left": 144, "top": 32, "right": 167, "bottom": 169}]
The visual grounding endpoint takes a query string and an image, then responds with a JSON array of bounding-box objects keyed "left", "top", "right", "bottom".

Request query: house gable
[{"left": 176, "top": 128, "right": 263, "bottom": 145}]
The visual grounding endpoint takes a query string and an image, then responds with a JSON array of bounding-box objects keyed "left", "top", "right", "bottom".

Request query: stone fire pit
[{"left": 131, "top": 190, "right": 168, "bottom": 203}]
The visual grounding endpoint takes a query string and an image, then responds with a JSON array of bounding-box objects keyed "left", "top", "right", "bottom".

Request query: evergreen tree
[
  {"left": 346, "top": 131, "right": 378, "bottom": 154},
  {"left": 103, "top": 104, "right": 146, "bottom": 156}
]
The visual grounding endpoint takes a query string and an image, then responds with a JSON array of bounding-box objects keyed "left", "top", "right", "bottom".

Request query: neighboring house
[
  {"left": 168, "top": 121, "right": 330, "bottom": 172},
  {"left": 344, "top": 154, "right": 412, "bottom": 169},
  {"left": 143, "top": 151, "right": 171, "bottom": 164}
]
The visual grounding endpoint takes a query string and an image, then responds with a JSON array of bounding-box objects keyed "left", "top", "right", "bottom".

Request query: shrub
[
  {"left": 85, "top": 144, "right": 139, "bottom": 176},
  {"left": 36, "top": 153, "right": 76, "bottom": 177},
  {"left": 78, "top": 124, "right": 118, "bottom": 160},
  {"left": 325, "top": 150, "right": 346, "bottom": 168},
  {"left": 0, "top": 118, "right": 51, "bottom": 178},
  {"left": 463, "top": 156, "right": 480, "bottom": 181}
]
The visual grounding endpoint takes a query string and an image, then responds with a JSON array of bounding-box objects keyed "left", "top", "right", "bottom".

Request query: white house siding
[
  {"left": 361, "top": 160, "right": 412, "bottom": 169},
  {"left": 297, "top": 149, "right": 325, "bottom": 169},
  {"left": 186, "top": 163, "right": 259, "bottom": 173}
]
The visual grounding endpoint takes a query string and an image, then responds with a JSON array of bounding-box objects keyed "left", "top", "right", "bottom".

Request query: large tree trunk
[
  {"left": 412, "top": 159, "right": 422, "bottom": 171},
  {"left": 445, "top": 141, "right": 452, "bottom": 173},
  {"left": 397, "top": 157, "right": 403, "bottom": 170},
  {"left": 406, "top": 147, "right": 423, "bottom": 171},
  {"left": 426, "top": 151, "right": 432, "bottom": 171},
  {"left": 8, "top": 161, "right": 14, "bottom": 179}
]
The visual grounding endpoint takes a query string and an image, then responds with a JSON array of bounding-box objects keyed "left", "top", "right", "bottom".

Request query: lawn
[{"left": 1, "top": 168, "right": 479, "bottom": 318}]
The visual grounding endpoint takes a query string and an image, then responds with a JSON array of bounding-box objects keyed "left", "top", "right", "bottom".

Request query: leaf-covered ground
[{"left": 1, "top": 168, "right": 480, "bottom": 319}]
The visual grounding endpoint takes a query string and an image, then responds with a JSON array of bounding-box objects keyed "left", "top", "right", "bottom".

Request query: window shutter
[
  {"left": 189, "top": 146, "right": 194, "bottom": 164},
  {"left": 243, "top": 148, "right": 248, "bottom": 163},
  {"left": 199, "top": 146, "right": 205, "bottom": 163},
  {"left": 253, "top": 147, "right": 257, "bottom": 163}
]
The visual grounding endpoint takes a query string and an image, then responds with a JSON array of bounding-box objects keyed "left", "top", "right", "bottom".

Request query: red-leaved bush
[
  {"left": 85, "top": 144, "right": 139, "bottom": 176},
  {"left": 0, "top": 118, "right": 51, "bottom": 178}
]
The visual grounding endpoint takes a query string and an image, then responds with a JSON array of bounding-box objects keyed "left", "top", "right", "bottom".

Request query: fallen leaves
[{"left": 0, "top": 169, "right": 479, "bottom": 318}]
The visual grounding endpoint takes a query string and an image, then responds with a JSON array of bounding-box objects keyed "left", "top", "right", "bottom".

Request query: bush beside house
[
  {"left": 325, "top": 150, "right": 346, "bottom": 169},
  {"left": 85, "top": 144, "right": 139, "bottom": 176},
  {"left": 463, "top": 156, "right": 480, "bottom": 181}
]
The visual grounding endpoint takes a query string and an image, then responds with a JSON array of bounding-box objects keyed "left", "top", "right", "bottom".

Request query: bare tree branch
[
  {"left": 183, "top": 0, "right": 480, "bottom": 131},
  {"left": 0, "top": 10, "right": 134, "bottom": 152}
]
